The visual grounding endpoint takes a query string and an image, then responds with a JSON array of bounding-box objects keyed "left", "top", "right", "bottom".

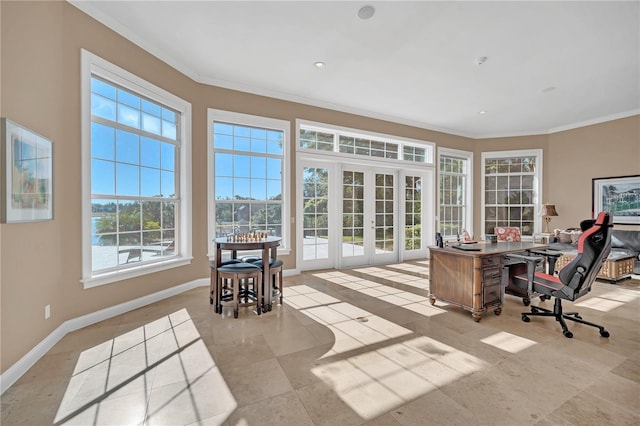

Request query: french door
[
  {"left": 341, "top": 165, "right": 398, "bottom": 267},
  {"left": 297, "top": 157, "right": 433, "bottom": 271}
]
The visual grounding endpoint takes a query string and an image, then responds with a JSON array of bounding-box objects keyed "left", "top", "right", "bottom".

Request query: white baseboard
[{"left": 0, "top": 277, "right": 209, "bottom": 395}]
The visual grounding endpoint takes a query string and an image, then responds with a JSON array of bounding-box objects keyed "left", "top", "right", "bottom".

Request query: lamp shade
[{"left": 540, "top": 203, "right": 559, "bottom": 217}]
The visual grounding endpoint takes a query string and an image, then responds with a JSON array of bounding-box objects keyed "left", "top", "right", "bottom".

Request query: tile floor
[{"left": 2, "top": 261, "right": 639, "bottom": 425}]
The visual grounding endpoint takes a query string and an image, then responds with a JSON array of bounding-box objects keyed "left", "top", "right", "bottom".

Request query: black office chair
[{"left": 505, "top": 211, "right": 612, "bottom": 338}]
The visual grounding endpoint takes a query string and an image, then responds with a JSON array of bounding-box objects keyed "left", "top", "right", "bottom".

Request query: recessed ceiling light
[
  {"left": 541, "top": 86, "right": 556, "bottom": 93},
  {"left": 358, "top": 5, "right": 375, "bottom": 20},
  {"left": 314, "top": 61, "right": 326, "bottom": 69},
  {"left": 474, "top": 56, "right": 488, "bottom": 65},
  {"left": 478, "top": 110, "right": 488, "bottom": 115}
]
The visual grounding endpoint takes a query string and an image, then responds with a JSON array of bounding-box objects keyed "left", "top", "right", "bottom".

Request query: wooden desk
[
  {"left": 429, "top": 242, "right": 547, "bottom": 321},
  {"left": 210, "top": 236, "right": 281, "bottom": 313}
]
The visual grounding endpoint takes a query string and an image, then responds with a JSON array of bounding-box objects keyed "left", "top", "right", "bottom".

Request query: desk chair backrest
[
  {"left": 494, "top": 226, "right": 521, "bottom": 242},
  {"left": 557, "top": 211, "right": 612, "bottom": 300}
]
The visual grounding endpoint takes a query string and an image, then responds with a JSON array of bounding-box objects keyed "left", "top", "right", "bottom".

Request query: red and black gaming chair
[{"left": 506, "top": 211, "right": 612, "bottom": 338}]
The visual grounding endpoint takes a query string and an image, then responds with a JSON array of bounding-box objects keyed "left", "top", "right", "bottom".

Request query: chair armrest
[
  {"left": 528, "top": 249, "right": 562, "bottom": 258},
  {"left": 504, "top": 253, "right": 543, "bottom": 263},
  {"left": 527, "top": 249, "right": 563, "bottom": 274},
  {"left": 504, "top": 253, "right": 543, "bottom": 295}
]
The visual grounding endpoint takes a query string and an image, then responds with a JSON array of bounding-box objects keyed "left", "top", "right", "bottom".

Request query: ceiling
[{"left": 69, "top": 1, "right": 640, "bottom": 139}]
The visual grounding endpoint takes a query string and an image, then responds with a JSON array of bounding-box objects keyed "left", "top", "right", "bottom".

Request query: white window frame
[
  {"left": 207, "top": 109, "right": 290, "bottom": 257},
  {"left": 481, "top": 149, "right": 543, "bottom": 239},
  {"left": 80, "top": 49, "right": 192, "bottom": 288},
  {"left": 297, "top": 119, "right": 435, "bottom": 166},
  {"left": 437, "top": 147, "right": 474, "bottom": 240}
]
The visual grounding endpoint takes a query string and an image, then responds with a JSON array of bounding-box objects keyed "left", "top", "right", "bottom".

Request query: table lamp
[{"left": 540, "top": 203, "right": 559, "bottom": 234}]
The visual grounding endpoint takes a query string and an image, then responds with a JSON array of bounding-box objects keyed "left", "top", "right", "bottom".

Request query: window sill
[{"left": 82, "top": 256, "right": 193, "bottom": 289}]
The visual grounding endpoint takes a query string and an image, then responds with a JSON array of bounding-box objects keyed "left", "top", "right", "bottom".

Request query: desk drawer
[
  {"left": 483, "top": 267, "right": 502, "bottom": 285},
  {"left": 482, "top": 256, "right": 503, "bottom": 268},
  {"left": 483, "top": 284, "right": 501, "bottom": 306}
]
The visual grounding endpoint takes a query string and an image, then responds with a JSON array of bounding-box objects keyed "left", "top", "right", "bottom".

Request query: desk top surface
[{"left": 432, "top": 242, "right": 548, "bottom": 256}]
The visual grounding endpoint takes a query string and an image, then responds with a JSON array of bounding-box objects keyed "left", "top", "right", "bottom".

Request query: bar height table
[{"left": 210, "top": 236, "right": 282, "bottom": 313}]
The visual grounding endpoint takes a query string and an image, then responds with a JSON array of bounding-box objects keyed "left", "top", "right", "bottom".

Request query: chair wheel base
[
  {"left": 562, "top": 330, "right": 573, "bottom": 338},
  {"left": 600, "top": 330, "right": 610, "bottom": 338}
]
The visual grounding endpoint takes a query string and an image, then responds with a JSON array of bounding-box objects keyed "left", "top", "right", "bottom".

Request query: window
[
  {"left": 298, "top": 121, "right": 434, "bottom": 166},
  {"left": 81, "top": 50, "right": 192, "bottom": 288},
  {"left": 302, "top": 167, "right": 329, "bottom": 260},
  {"left": 438, "top": 148, "right": 473, "bottom": 239},
  {"left": 208, "top": 110, "right": 289, "bottom": 253},
  {"left": 482, "top": 149, "right": 543, "bottom": 238}
]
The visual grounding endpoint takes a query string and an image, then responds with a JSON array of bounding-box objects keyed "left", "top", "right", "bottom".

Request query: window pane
[
  {"left": 214, "top": 133, "right": 233, "bottom": 150},
  {"left": 267, "top": 180, "right": 281, "bottom": 200},
  {"left": 215, "top": 177, "right": 233, "bottom": 200},
  {"left": 161, "top": 143, "right": 175, "bottom": 171},
  {"left": 162, "top": 121, "right": 176, "bottom": 140},
  {"left": 92, "top": 78, "right": 116, "bottom": 99},
  {"left": 116, "top": 164, "right": 139, "bottom": 196},
  {"left": 143, "top": 201, "right": 162, "bottom": 233},
  {"left": 93, "top": 199, "right": 117, "bottom": 234},
  {"left": 140, "top": 137, "right": 160, "bottom": 168},
  {"left": 116, "top": 130, "right": 139, "bottom": 165},
  {"left": 118, "top": 104, "right": 140, "bottom": 129},
  {"left": 215, "top": 153, "right": 233, "bottom": 177},
  {"left": 92, "top": 159, "right": 115, "bottom": 195},
  {"left": 161, "top": 170, "right": 175, "bottom": 197},
  {"left": 91, "top": 94, "right": 116, "bottom": 121},
  {"left": 118, "top": 89, "right": 140, "bottom": 109},
  {"left": 251, "top": 156, "right": 267, "bottom": 178},
  {"left": 119, "top": 201, "right": 141, "bottom": 232},
  {"left": 214, "top": 122, "right": 233, "bottom": 135},
  {"left": 142, "top": 99, "right": 161, "bottom": 116},
  {"left": 142, "top": 113, "right": 161, "bottom": 135},
  {"left": 234, "top": 155, "right": 251, "bottom": 178},
  {"left": 251, "top": 179, "right": 267, "bottom": 200},
  {"left": 141, "top": 167, "right": 160, "bottom": 197},
  {"left": 234, "top": 178, "right": 250, "bottom": 199},
  {"left": 91, "top": 123, "right": 115, "bottom": 161},
  {"left": 162, "top": 108, "right": 176, "bottom": 123}
]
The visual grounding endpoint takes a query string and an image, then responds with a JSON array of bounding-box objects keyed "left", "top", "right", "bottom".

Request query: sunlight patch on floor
[
  {"left": 286, "top": 283, "right": 486, "bottom": 420},
  {"left": 286, "top": 285, "right": 412, "bottom": 358},
  {"left": 575, "top": 287, "right": 639, "bottom": 312},
  {"left": 351, "top": 266, "right": 426, "bottom": 289},
  {"left": 313, "top": 271, "right": 446, "bottom": 317},
  {"left": 480, "top": 331, "right": 537, "bottom": 353},
  {"left": 385, "top": 263, "right": 430, "bottom": 275},
  {"left": 55, "top": 309, "right": 236, "bottom": 425},
  {"left": 312, "top": 335, "right": 487, "bottom": 419}
]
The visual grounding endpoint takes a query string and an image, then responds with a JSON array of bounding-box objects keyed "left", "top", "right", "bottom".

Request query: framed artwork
[
  {"left": 592, "top": 175, "right": 640, "bottom": 225},
  {"left": 1, "top": 118, "right": 54, "bottom": 223}
]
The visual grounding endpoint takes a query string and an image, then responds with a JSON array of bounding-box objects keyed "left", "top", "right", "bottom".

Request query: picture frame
[
  {"left": 592, "top": 175, "right": 640, "bottom": 225},
  {"left": 1, "top": 118, "right": 54, "bottom": 223}
]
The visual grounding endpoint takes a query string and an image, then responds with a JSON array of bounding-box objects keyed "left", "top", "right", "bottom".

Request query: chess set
[{"left": 225, "top": 231, "right": 269, "bottom": 242}]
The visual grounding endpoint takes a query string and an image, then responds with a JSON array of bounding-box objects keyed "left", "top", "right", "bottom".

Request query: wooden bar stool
[
  {"left": 217, "top": 262, "right": 262, "bottom": 318},
  {"left": 248, "top": 258, "right": 283, "bottom": 311},
  {"left": 210, "top": 258, "right": 242, "bottom": 308}
]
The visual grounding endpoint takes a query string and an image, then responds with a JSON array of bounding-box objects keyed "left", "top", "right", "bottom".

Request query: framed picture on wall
[
  {"left": 1, "top": 118, "right": 54, "bottom": 223},
  {"left": 592, "top": 175, "right": 640, "bottom": 225}
]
